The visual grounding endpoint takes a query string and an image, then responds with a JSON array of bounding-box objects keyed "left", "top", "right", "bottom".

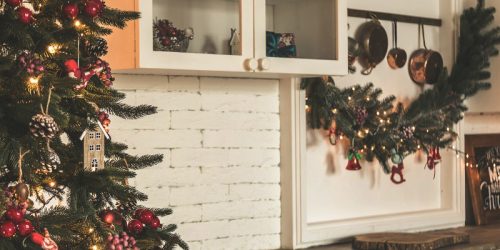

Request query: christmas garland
[{"left": 302, "top": 0, "right": 500, "bottom": 181}]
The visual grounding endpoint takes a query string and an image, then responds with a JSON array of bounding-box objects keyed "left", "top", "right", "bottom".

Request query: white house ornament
[{"left": 79, "top": 121, "right": 110, "bottom": 171}]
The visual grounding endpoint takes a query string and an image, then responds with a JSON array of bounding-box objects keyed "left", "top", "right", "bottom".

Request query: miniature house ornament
[
  {"left": 79, "top": 121, "right": 110, "bottom": 171},
  {"left": 229, "top": 28, "right": 241, "bottom": 55}
]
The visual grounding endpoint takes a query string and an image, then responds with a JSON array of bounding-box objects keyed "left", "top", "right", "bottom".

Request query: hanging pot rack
[{"left": 348, "top": 8, "right": 442, "bottom": 27}]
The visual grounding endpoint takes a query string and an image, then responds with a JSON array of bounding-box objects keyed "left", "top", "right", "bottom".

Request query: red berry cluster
[
  {"left": 63, "top": 0, "right": 105, "bottom": 19},
  {"left": 98, "top": 111, "right": 111, "bottom": 133},
  {"left": 127, "top": 209, "right": 161, "bottom": 235},
  {"left": 105, "top": 232, "right": 139, "bottom": 250},
  {"left": 0, "top": 207, "right": 34, "bottom": 238},
  {"left": 153, "top": 19, "right": 194, "bottom": 52},
  {"left": 18, "top": 52, "right": 45, "bottom": 76},
  {"left": 5, "top": 0, "right": 33, "bottom": 24}
]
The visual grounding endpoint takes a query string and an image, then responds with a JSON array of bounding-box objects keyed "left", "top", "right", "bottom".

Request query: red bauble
[
  {"left": 63, "top": 3, "right": 79, "bottom": 19},
  {"left": 17, "top": 220, "right": 34, "bottom": 237},
  {"left": 0, "top": 221, "right": 16, "bottom": 238},
  {"left": 84, "top": 0, "right": 102, "bottom": 18},
  {"left": 17, "top": 7, "right": 33, "bottom": 24},
  {"left": 101, "top": 210, "right": 115, "bottom": 224},
  {"left": 5, "top": 0, "right": 22, "bottom": 7},
  {"left": 6, "top": 208, "right": 24, "bottom": 223},
  {"left": 30, "top": 232, "right": 44, "bottom": 245},
  {"left": 138, "top": 210, "right": 155, "bottom": 225},
  {"left": 127, "top": 219, "right": 143, "bottom": 234},
  {"left": 149, "top": 216, "right": 161, "bottom": 230}
]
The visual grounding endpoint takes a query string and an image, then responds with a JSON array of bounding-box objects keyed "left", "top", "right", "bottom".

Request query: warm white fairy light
[
  {"left": 332, "top": 108, "right": 338, "bottom": 114},
  {"left": 74, "top": 19, "right": 82, "bottom": 28},
  {"left": 88, "top": 228, "right": 94, "bottom": 233},
  {"left": 366, "top": 97, "right": 370, "bottom": 101},
  {"left": 47, "top": 44, "right": 60, "bottom": 54},
  {"left": 352, "top": 87, "right": 356, "bottom": 91},
  {"left": 28, "top": 77, "right": 39, "bottom": 85},
  {"left": 348, "top": 96, "right": 352, "bottom": 101},
  {"left": 376, "top": 111, "right": 380, "bottom": 116},
  {"left": 412, "top": 126, "right": 416, "bottom": 131}
]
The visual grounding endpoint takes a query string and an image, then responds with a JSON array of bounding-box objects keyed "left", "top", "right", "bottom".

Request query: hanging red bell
[
  {"left": 434, "top": 147, "right": 442, "bottom": 161},
  {"left": 346, "top": 158, "right": 362, "bottom": 171}
]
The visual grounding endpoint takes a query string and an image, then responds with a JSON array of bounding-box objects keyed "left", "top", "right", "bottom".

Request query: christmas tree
[{"left": 0, "top": 0, "right": 187, "bottom": 249}]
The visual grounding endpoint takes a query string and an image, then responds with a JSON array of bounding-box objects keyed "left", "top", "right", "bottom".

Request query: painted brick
[
  {"left": 202, "top": 234, "right": 281, "bottom": 250},
  {"left": 203, "top": 130, "right": 280, "bottom": 148},
  {"left": 200, "top": 77, "right": 279, "bottom": 96},
  {"left": 171, "top": 148, "right": 280, "bottom": 167},
  {"left": 136, "top": 185, "right": 170, "bottom": 208},
  {"left": 177, "top": 218, "right": 281, "bottom": 241},
  {"left": 114, "top": 74, "right": 168, "bottom": 91},
  {"left": 171, "top": 111, "right": 280, "bottom": 130},
  {"left": 170, "top": 185, "right": 229, "bottom": 206},
  {"left": 201, "top": 94, "right": 279, "bottom": 113},
  {"left": 202, "top": 200, "right": 281, "bottom": 221},
  {"left": 134, "top": 166, "right": 201, "bottom": 188},
  {"left": 201, "top": 166, "right": 280, "bottom": 184},
  {"left": 185, "top": 241, "right": 202, "bottom": 250},
  {"left": 168, "top": 76, "right": 200, "bottom": 92},
  {"left": 113, "top": 110, "right": 171, "bottom": 130},
  {"left": 161, "top": 205, "right": 203, "bottom": 225},
  {"left": 114, "top": 130, "right": 202, "bottom": 149},
  {"left": 229, "top": 184, "right": 281, "bottom": 201},
  {"left": 135, "top": 91, "right": 202, "bottom": 111}
]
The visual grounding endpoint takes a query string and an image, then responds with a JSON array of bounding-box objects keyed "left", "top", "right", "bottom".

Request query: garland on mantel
[{"left": 302, "top": 0, "right": 500, "bottom": 178}]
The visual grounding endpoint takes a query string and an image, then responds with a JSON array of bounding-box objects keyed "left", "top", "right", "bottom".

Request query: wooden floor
[{"left": 307, "top": 224, "right": 500, "bottom": 250}]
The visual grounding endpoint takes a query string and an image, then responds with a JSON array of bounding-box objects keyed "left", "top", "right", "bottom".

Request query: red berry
[
  {"left": 149, "top": 216, "right": 161, "bottom": 230},
  {"left": 17, "top": 7, "right": 33, "bottom": 24},
  {"left": 138, "top": 210, "right": 155, "bottom": 225},
  {"left": 127, "top": 219, "right": 143, "bottom": 234},
  {"left": 5, "top": 0, "right": 21, "bottom": 7},
  {"left": 30, "top": 232, "right": 44, "bottom": 245},
  {"left": 17, "top": 220, "right": 34, "bottom": 236},
  {"left": 0, "top": 221, "right": 16, "bottom": 238},
  {"left": 6, "top": 208, "right": 24, "bottom": 223},
  {"left": 63, "top": 3, "right": 79, "bottom": 19}
]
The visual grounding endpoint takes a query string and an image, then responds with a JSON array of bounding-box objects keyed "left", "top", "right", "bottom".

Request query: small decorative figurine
[
  {"left": 79, "top": 121, "right": 110, "bottom": 171},
  {"left": 229, "top": 28, "right": 241, "bottom": 55}
]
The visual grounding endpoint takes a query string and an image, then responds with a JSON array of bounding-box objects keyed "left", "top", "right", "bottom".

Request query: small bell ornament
[{"left": 346, "top": 150, "right": 362, "bottom": 171}]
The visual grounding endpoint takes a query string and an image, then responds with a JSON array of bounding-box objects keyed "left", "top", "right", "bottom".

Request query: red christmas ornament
[
  {"left": 17, "top": 220, "right": 34, "bottom": 237},
  {"left": 101, "top": 210, "right": 115, "bottom": 224},
  {"left": 17, "top": 7, "right": 34, "bottom": 24},
  {"left": 133, "top": 209, "right": 145, "bottom": 219},
  {"left": 5, "top": 0, "right": 22, "bottom": 7},
  {"left": 63, "top": 3, "right": 79, "bottom": 19},
  {"left": 138, "top": 209, "right": 155, "bottom": 225},
  {"left": 149, "top": 216, "right": 161, "bottom": 230},
  {"left": 6, "top": 207, "right": 24, "bottom": 223},
  {"left": 127, "top": 219, "right": 144, "bottom": 234},
  {"left": 0, "top": 221, "right": 16, "bottom": 238},
  {"left": 84, "top": 0, "right": 102, "bottom": 18},
  {"left": 31, "top": 232, "right": 45, "bottom": 245},
  {"left": 346, "top": 158, "right": 362, "bottom": 171}
]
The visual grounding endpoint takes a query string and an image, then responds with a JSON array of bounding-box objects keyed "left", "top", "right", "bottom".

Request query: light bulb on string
[
  {"left": 74, "top": 19, "right": 82, "bottom": 28},
  {"left": 26, "top": 76, "right": 41, "bottom": 94},
  {"left": 47, "top": 44, "right": 61, "bottom": 54}
]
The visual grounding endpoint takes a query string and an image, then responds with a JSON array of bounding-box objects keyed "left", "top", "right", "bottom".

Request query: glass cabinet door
[
  {"left": 254, "top": 0, "right": 347, "bottom": 75},
  {"left": 138, "top": 0, "right": 254, "bottom": 72}
]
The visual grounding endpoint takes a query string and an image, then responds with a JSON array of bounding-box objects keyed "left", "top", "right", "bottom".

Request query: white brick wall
[{"left": 113, "top": 75, "right": 281, "bottom": 250}]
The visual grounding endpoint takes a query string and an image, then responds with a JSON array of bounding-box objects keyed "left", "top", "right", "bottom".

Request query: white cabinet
[{"left": 105, "top": 0, "right": 347, "bottom": 77}]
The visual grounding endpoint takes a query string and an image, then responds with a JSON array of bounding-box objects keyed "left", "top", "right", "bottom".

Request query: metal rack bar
[{"left": 348, "top": 8, "right": 442, "bottom": 27}]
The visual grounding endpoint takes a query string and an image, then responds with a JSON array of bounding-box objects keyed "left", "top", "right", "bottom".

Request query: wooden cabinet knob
[
  {"left": 244, "top": 58, "right": 258, "bottom": 71},
  {"left": 259, "top": 58, "right": 270, "bottom": 70}
]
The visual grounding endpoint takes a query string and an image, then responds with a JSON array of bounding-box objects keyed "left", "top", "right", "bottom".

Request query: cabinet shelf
[{"left": 104, "top": 0, "right": 347, "bottom": 77}]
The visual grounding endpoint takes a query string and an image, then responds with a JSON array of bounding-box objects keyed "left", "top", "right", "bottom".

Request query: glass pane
[
  {"left": 265, "top": 0, "right": 337, "bottom": 60},
  {"left": 153, "top": 0, "right": 242, "bottom": 55}
]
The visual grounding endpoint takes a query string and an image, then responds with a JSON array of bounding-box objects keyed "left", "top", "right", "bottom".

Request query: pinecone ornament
[
  {"left": 84, "top": 37, "right": 108, "bottom": 58},
  {"left": 29, "top": 114, "right": 59, "bottom": 139},
  {"left": 401, "top": 126, "right": 414, "bottom": 140},
  {"left": 40, "top": 148, "right": 61, "bottom": 173}
]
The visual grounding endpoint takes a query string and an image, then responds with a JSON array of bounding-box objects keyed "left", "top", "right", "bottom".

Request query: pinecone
[
  {"left": 40, "top": 148, "right": 61, "bottom": 173},
  {"left": 84, "top": 37, "right": 108, "bottom": 58},
  {"left": 29, "top": 114, "right": 59, "bottom": 139}
]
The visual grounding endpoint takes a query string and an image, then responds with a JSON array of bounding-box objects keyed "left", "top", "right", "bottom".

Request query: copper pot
[
  {"left": 387, "top": 21, "right": 407, "bottom": 69},
  {"left": 355, "top": 16, "right": 388, "bottom": 75},
  {"left": 409, "top": 24, "right": 443, "bottom": 84}
]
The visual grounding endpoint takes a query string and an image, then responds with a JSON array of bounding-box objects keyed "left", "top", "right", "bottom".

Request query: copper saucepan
[
  {"left": 409, "top": 23, "right": 443, "bottom": 85},
  {"left": 356, "top": 15, "right": 388, "bottom": 75},
  {"left": 387, "top": 20, "right": 407, "bottom": 69}
]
